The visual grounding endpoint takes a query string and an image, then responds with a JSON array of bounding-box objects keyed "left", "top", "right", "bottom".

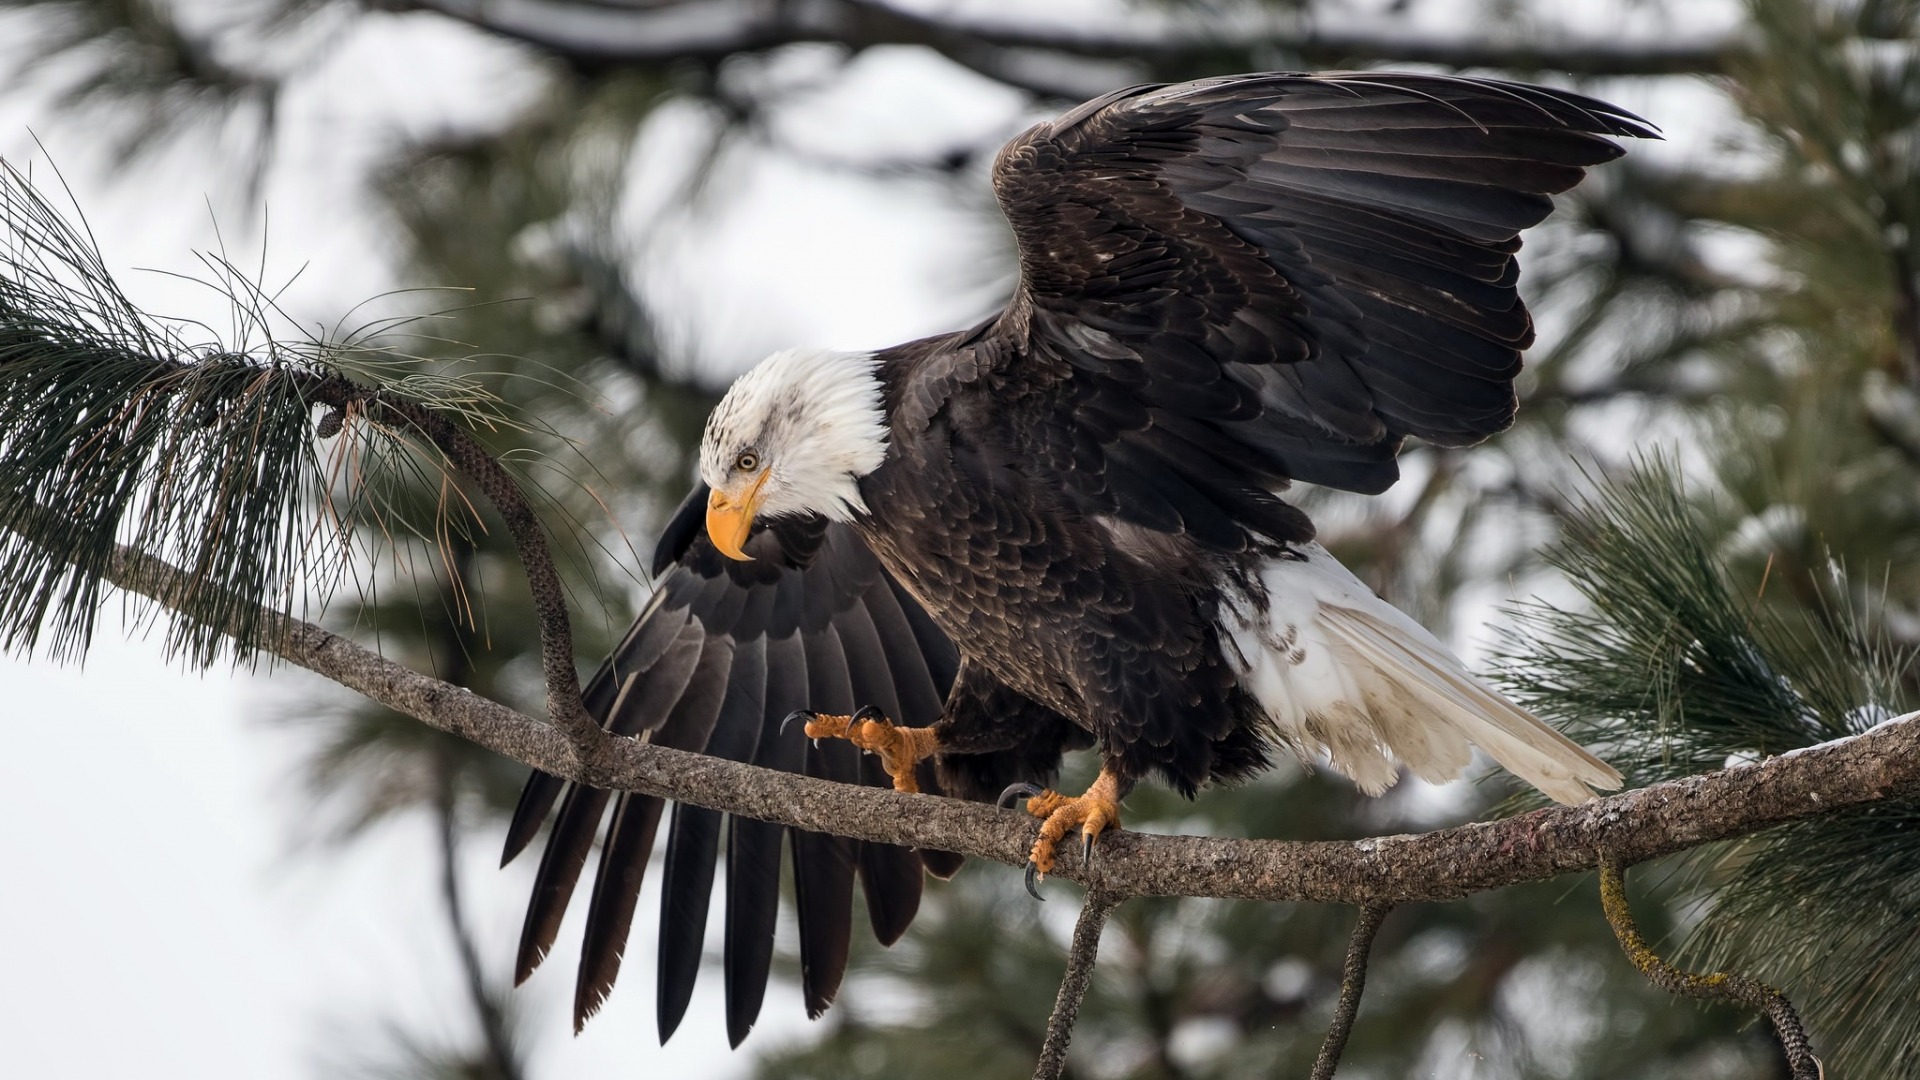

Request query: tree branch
[
  {"left": 1599, "top": 858, "right": 1823, "bottom": 1080},
  {"left": 434, "top": 766, "right": 526, "bottom": 1080},
  {"left": 305, "top": 377, "right": 605, "bottom": 766},
  {"left": 1034, "top": 886, "right": 1121, "bottom": 1080},
  {"left": 1310, "top": 902, "right": 1392, "bottom": 1080},
  {"left": 397, "top": 0, "right": 1738, "bottom": 93},
  {"left": 70, "top": 534, "right": 1920, "bottom": 908}
]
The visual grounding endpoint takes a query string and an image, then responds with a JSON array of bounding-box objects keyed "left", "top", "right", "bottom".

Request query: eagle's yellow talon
[
  {"left": 1018, "top": 768, "right": 1125, "bottom": 890},
  {"left": 801, "top": 713, "right": 852, "bottom": 741},
  {"left": 802, "top": 708, "right": 940, "bottom": 793}
]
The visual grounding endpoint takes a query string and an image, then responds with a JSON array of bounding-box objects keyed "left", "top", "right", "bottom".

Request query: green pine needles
[
  {"left": 0, "top": 160, "right": 514, "bottom": 669},
  {"left": 1500, "top": 458, "right": 1908, "bottom": 781},
  {"left": 1498, "top": 457, "right": 1919, "bottom": 1076}
]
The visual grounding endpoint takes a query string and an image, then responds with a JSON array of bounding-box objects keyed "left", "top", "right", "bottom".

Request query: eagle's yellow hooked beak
[{"left": 706, "top": 469, "right": 770, "bottom": 561}]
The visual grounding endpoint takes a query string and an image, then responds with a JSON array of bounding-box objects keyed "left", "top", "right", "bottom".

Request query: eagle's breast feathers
[{"left": 510, "top": 70, "right": 1654, "bottom": 1042}]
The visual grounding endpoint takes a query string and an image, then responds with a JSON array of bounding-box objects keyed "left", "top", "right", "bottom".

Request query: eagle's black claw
[
  {"left": 780, "top": 710, "right": 816, "bottom": 736},
  {"left": 850, "top": 704, "right": 888, "bottom": 726},
  {"left": 997, "top": 782, "right": 1045, "bottom": 809},
  {"left": 1081, "top": 833, "right": 1095, "bottom": 870},
  {"left": 1024, "top": 860, "right": 1046, "bottom": 901}
]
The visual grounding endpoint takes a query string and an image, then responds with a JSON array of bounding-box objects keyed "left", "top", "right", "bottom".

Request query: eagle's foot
[
  {"left": 998, "top": 768, "right": 1124, "bottom": 899},
  {"left": 791, "top": 705, "right": 940, "bottom": 794}
]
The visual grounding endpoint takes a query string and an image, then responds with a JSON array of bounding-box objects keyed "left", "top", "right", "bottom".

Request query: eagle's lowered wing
[
  {"left": 987, "top": 73, "right": 1657, "bottom": 522},
  {"left": 500, "top": 481, "right": 961, "bottom": 1044}
]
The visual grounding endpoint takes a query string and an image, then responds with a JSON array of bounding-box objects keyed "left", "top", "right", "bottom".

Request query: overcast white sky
[{"left": 0, "top": 1, "right": 1748, "bottom": 1076}]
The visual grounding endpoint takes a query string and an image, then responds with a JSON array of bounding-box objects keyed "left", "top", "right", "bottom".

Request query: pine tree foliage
[
  {"left": 1499, "top": 458, "right": 1908, "bottom": 780},
  {"left": 276, "top": 70, "right": 696, "bottom": 1076},
  {"left": 4, "top": 0, "right": 284, "bottom": 169},
  {"left": 0, "top": 159, "right": 535, "bottom": 669},
  {"left": 1717, "top": 0, "right": 1920, "bottom": 603},
  {"left": 1483, "top": 6, "right": 1920, "bottom": 1074},
  {"left": 16, "top": 0, "right": 1920, "bottom": 1076},
  {"left": 290, "top": 67, "right": 695, "bottom": 840},
  {"left": 1694, "top": 801, "right": 1920, "bottom": 1080},
  {"left": 0, "top": 159, "right": 324, "bottom": 666},
  {"left": 1498, "top": 457, "right": 1919, "bottom": 1078}
]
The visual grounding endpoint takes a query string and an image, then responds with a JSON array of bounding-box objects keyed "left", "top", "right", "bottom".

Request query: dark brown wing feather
[
  {"left": 983, "top": 72, "right": 1656, "bottom": 540},
  {"left": 499, "top": 481, "right": 960, "bottom": 1044},
  {"left": 502, "top": 71, "right": 1648, "bottom": 1044}
]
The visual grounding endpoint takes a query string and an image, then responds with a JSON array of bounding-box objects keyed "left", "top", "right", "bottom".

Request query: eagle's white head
[{"left": 698, "top": 348, "right": 889, "bottom": 559}]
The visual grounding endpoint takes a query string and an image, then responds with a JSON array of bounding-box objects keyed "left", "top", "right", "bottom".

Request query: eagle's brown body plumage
[
  {"left": 861, "top": 331, "right": 1265, "bottom": 799},
  {"left": 501, "top": 71, "right": 1655, "bottom": 1046}
]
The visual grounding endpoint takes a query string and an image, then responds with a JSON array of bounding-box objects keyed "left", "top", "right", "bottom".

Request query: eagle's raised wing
[
  {"left": 501, "top": 481, "right": 961, "bottom": 1043},
  {"left": 984, "top": 72, "right": 1655, "bottom": 547}
]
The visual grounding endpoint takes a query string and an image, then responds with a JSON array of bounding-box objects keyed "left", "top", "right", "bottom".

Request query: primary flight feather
[{"left": 502, "top": 70, "right": 1655, "bottom": 1043}]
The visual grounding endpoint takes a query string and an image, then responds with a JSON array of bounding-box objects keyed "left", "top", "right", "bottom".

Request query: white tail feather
[{"left": 1221, "top": 544, "right": 1620, "bottom": 805}]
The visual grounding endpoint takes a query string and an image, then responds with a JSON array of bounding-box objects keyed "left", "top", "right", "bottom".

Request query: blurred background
[{"left": 3, "top": 0, "right": 1919, "bottom": 1077}]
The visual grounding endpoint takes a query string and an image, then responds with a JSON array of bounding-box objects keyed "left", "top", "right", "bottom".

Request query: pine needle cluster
[
  {"left": 1497, "top": 457, "right": 1919, "bottom": 1076},
  {"left": 0, "top": 160, "right": 513, "bottom": 669}
]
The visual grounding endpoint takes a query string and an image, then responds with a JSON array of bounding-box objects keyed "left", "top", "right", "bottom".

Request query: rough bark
[
  {"left": 1599, "top": 858, "right": 1822, "bottom": 1079},
  {"left": 94, "top": 538, "right": 1920, "bottom": 908},
  {"left": 1033, "top": 887, "right": 1121, "bottom": 1080},
  {"left": 1310, "top": 903, "right": 1392, "bottom": 1080}
]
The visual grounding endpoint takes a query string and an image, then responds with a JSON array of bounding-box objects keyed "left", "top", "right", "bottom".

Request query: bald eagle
[{"left": 502, "top": 71, "right": 1654, "bottom": 1043}]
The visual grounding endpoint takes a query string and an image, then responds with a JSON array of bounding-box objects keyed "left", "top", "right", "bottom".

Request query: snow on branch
[{"left": 402, "top": 0, "right": 1737, "bottom": 98}]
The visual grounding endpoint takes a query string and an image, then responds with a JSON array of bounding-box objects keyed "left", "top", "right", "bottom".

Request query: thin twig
[
  {"left": 1598, "top": 857, "right": 1823, "bottom": 1080},
  {"left": 303, "top": 375, "right": 604, "bottom": 766},
  {"left": 426, "top": 545, "right": 525, "bottom": 1080},
  {"left": 1034, "top": 886, "right": 1121, "bottom": 1080},
  {"left": 1310, "top": 902, "right": 1393, "bottom": 1080},
  {"left": 434, "top": 766, "right": 526, "bottom": 1080}
]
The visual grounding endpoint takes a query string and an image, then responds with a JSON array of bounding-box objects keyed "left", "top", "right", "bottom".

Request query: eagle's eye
[{"left": 735, "top": 451, "right": 760, "bottom": 473}]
